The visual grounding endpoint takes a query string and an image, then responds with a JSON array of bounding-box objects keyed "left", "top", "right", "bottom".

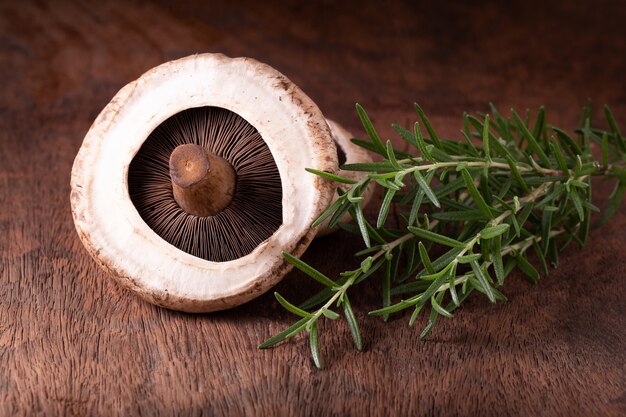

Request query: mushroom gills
[{"left": 128, "top": 106, "right": 283, "bottom": 263}]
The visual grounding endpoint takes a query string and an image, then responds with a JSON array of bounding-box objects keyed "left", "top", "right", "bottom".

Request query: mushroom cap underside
[{"left": 71, "top": 53, "right": 338, "bottom": 312}]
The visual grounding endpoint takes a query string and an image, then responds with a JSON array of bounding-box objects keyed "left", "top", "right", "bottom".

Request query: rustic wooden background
[{"left": 1, "top": 0, "right": 625, "bottom": 416}]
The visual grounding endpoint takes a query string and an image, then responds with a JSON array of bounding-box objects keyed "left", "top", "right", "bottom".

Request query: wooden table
[{"left": 1, "top": 1, "right": 624, "bottom": 416}]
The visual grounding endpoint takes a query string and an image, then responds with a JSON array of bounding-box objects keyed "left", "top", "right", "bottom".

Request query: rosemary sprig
[{"left": 260, "top": 103, "right": 626, "bottom": 368}]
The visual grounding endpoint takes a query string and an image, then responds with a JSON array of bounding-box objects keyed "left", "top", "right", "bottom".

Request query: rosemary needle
[{"left": 261, "top": 103, "right": 626, "bottom": 369}]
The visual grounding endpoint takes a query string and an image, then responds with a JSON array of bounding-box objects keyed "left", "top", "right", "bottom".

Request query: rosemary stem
[{"left": 394, "top": 159, "right": 563, "bottom": 176}]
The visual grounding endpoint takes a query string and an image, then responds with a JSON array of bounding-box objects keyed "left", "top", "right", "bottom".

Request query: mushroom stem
[{"left": 169, "top": 144, "right": 236, "bottom": 217}]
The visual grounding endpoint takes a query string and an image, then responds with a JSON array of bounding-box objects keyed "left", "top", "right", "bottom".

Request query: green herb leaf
[
  {"left": 515, "top": 254, "right": 540, "bottom": 283},
  {"left": 305, "top": 168, "right": 358, "bottom": 184},
  {"left": 408, "top": 304, "right": 424, "bottom": 327},
  {"left": 460, "top": 168, "right": 494, "bottom": 219},
  {"left": 448, "top": 273, "right": 460, "bottom": 307},
  {"left": 414, "top": 103, "right": 443, "bottom": 149},
  {"left": 414, "top": 170, "right": 440, "bottom": 208},
  {"left": 457, "top": 254, "right": 481, "bottom": 264},
  {"left": 532, "top": 106, "right": 546, "bottom": 141},
  {"left": 408, "top": 226, "right": 466, "bottom": 248},
  {"left": 259, "top": 316, "right": 309, "bottom": 349},
  {"left": 470, "top": 261, "right": 496, "bottom": 303},
  {"left": 415, "top": 263, "right": 455, "bottom": 309},
  {"left": 431, "top": 294, "right": 453, "bottom": 318},
  {"left": 312, "top": 195, "right": 347, "bottom": 228},
  {"left": 482, "top": 114, "right": 491, "bottom": 160},
  {"left": 492, "top": 234, "right": 505, "bottom": 286},
  {"left": 551, "top": 126, "right": 583, "bottom": 156},
  {"left": 282, "top": 252, "right": 337, "bottom": 288},
  {"left": 327, "top": 199, "right": 352, "bottom": 229},
  {"left": 309, "top": 321, "right": 323, "bottom": 369},
  {"left": 604, "top": 104, "right": 626, "bottom": 152},
  {"left": 414, "top": 121, "right": 435, "bottom": 162},
  {"left": 275, "top": 292, "right": 313, "bottom": 318},
  {"left": 569, "top": 188, "right": 585, "bottom": 222},
  {"left": 418, "top": 241, "right": 436, "bottom": 274},
  {"left": 511, "top": 108, "right": 552, "bottom": 167},
  {"left": 386, "top": 140, "right": 402, "bottom": 169},
  {"left": 377, "top": 188, "right": 397, "bottom": 229},
  {"left": 343, "top": 296, "right": 363, "bottom": 351},
  {"left": 480, "top": 224, "right": 510, "bottom": 239},
  {"left": 392, "top": 123, "right": 418, "bottom": 148},
  {"left": 354, "top": 204, "right": 371, "bottom": 248},
  {"left": 321, "top": 308, "right": 340, "bottom": 320},
  {"left": 356, "top": 103, "right": 386, "bottom": 155},
  {"left": 419, "top": 292, "right": 444, "bottom": 340}
]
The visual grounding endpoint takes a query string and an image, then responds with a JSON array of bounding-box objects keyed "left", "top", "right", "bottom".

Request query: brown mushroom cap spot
[
  {"left": 128, "top": 106, "right": 283, "bottom": 262},
  {"left": 169, "top": 144, "right": 237, "bottom": 217}
]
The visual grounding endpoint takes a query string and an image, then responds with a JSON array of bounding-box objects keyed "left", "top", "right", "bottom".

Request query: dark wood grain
[{"left": 1, "top": 1, "right": 625, "bottom": 416}]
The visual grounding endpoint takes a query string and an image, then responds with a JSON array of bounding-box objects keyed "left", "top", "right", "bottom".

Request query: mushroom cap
[
  {"left": 71, "top": 54, "right": 337, "bottom": 312},
  {"left": 315, "top": 119, "right": 375, "bottom": 237}
]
